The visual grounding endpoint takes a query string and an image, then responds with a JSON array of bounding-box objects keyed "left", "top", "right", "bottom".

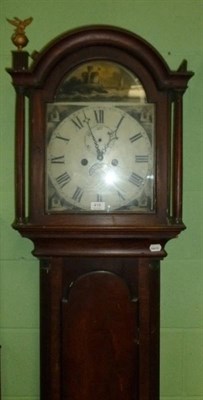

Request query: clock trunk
[{"left": 40, "top": 257, "right": 160, "bottom": 400}]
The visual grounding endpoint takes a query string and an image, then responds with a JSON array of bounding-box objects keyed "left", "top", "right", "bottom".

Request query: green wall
[{"left": 0, "top": 0, "right": 202, "bottom": 399}]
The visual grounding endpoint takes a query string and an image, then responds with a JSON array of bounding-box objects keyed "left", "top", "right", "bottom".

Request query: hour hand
[
  {"left": 111, "top": 115, "right": 125, "bottom": 137},
  {"left": 104, "top": 115, "right": 124, "bottom": 151},
  {"left": 108, "top": 129, "right": 119, "bottom": 142},
  {"left": 102, "top": 128, "right": 119, "bottom": 154}
]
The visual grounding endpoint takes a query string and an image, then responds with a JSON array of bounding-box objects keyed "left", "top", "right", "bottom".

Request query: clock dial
[{"left": 46, "top": 104, "right": 154, "bottom": 213}]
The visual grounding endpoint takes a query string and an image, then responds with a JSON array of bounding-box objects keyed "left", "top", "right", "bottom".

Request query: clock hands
[
  {"left": 83, "top": 112, "right": 104, "bottom": 161},
  {"left": 83, "top": 111, "right": 124, "bottom": 161}
]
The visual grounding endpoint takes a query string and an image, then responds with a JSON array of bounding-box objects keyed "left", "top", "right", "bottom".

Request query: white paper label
[
  {"left": 91, "top": 201, "right": 106, "bottom": 211},
  {"left": 149, "top": 244, "right": 162, "bottom": 252}
]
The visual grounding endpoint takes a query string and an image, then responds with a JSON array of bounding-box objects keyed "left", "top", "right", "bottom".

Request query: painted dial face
[{"left": 46, "top": 104, "right": 154, "bottom": 213}]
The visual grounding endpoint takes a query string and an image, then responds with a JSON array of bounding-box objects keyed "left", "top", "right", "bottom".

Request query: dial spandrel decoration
[{"left": 46, "top": 61, "right": 155, "bottom": 213}]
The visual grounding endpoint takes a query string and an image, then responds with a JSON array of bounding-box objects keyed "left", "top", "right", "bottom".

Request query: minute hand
[{"left": 83, "top": 113, "right": 103, "bottom": 160}]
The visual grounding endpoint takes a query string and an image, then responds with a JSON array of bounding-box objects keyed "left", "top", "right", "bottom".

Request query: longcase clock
[{"left": 7, "top": 22, "right": 193, "bottom": 400}]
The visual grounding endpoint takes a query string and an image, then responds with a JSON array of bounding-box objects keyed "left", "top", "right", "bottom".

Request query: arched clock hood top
[{"left": 15, "top": 25, "right": 193, "bottom": 91}]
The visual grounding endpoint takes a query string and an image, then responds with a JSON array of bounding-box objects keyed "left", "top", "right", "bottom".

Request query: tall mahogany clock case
[{"left": 7, "top": 24, "right": 193, "bottom": 400}]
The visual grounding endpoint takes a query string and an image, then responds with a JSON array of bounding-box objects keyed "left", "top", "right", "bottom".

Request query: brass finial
[{"left": 7, "top": 17, "right": 33, "bottom": 51}]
